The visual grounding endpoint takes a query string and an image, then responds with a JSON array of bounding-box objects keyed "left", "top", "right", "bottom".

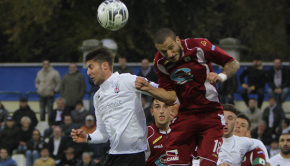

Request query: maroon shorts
[{"left": 166, "top": 110, "right": 224, "bottom": 165}]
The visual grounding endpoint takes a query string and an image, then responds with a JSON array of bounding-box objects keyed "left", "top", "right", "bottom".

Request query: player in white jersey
[
  {"left": 269, "top": 133, "right": 290, "bottom": 166},
  {"left": 71, "top": 47, "right": 156, "bottom": 166},
  {"left": 217, "top": 104, "right": 269, "bottom": 166},
  {"left": 234, "top": 113, "right": 270, "bottom": 166}
]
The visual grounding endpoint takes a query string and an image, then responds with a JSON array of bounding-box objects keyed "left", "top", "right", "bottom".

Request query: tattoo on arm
[{"left": 222, "top": 60, "right": 240, "bottom": 78}]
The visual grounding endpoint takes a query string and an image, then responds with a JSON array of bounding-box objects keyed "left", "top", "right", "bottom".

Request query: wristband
[{"left": 218, "top": 73, "right": 227, "bottom": 82}]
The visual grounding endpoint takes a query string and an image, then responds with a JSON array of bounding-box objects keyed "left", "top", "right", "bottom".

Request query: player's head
[
  {"left": 223, "top": 104, "right": 240, "bottom": 138},
  {"left": 154, "top": 28, "right": 183, "bottom": 63},
  {"left": 85, "top": 46, "right": 114, "bottom": 85},
  {"left": 279, "top": 133, "right": 290, "bottom": 156},
  {"left": 151, "top": 98, "right": 171, "bottom": 130},
  {"left": 234, "top": 114, "right": 251, "bottom": 137}
]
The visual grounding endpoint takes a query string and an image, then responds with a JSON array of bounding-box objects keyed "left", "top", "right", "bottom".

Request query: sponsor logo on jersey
[
  {"left": 167, "top": 156, "right": 179, "bottom": 161},
  {"left": 153, "top": 136, "right": 162, "bottom": 144},
  {"left": 154, "top": 144, "right": 163, "bottom": 149},
  {"left": 166, "top": 149, "right": 178, "bottom": 157},
  {"left": 155, "top": 154, "right": 167, "bottom": 166},
  {"left": 200, "top": 41, "right": 207, "bottom": 46},
  {"left": 170, "top": 68, "right": 194, "bottom": 84}
]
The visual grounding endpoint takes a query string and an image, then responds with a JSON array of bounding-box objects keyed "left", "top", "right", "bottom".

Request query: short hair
[
  {"left": 20, "top": 116, "right": 31, "bottom": 124},
  {"left": 283, "top": 118, "right": 290, "bottom": 126},
  {"left": 237, "top": 114, "right": 251, "bottom": 131},
  {"left": 280, "top": 133, "right": 290, "bottom": 140},
  {"left": 222, "top": 104, "right": 241, "bottom": 116},
  {"left": 56, "top": 97, "right": 66, "bottom": 105},
  {"left": 84, "top": 46, "right": 114, "bottom": 71},
  {"left": 75, "top": 100, "right": 83, "bottom": 106},
  {"left": 154, "top": 28, "right": 176, "bottom": 44}
]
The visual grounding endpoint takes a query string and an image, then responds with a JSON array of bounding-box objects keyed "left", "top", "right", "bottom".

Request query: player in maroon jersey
[
  {"left": 135, "top": 28, "right": 240, "bottom": 166},
  {"left": 146, "top": 99, "right": 177, "bottom": 166},
  {"left": 234, "top": 114, "right": 270, "bottom": 166}
]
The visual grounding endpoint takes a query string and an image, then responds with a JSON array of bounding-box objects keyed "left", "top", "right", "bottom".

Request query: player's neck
[
  {"left": 156, "top": 123, "right": 169, "bottom": 132},
  {"left": 280, "top": 152, "right": 290, "bottom": 159}
]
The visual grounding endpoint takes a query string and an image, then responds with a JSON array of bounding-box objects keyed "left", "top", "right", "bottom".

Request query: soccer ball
[{"left": 97, "top": 0, "right": 129, "bottom": 31}]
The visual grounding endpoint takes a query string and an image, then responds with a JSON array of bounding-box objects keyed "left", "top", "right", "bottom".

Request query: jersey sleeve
[
  {"left": 252, "top": 148, "right": 267, "bottom": 166},
  {"left": 195, "top": 38, "right": 235, "bottom": 67},
  {"left": 90, "top": 94, "right": 109, "bottom": 143},
  {"left": 153, "top": 53, "right": 175, "bottom": 91}
]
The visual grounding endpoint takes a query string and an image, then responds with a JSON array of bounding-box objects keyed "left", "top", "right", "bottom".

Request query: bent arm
[
  {"left": 136, "top": 77, "right": 177, "bottom": 105},
  {"left": 221, "top": 59, "right": 240, "bottom": 78},
  {"left": 249, "top": 139, "right": 270, "bottom": 162}
]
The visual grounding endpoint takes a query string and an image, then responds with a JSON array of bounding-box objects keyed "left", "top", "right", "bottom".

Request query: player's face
[
  {"left": 223, "top": 110, "right": 237, "bottom": 138},
  {"left": 151, "top": 100, "right": 171, "bottom": 127},
  {"left": 87, "top": 60, "right": 106, "bottom": 85},
  {"left": 234, "top": 118, "right": 251, "bottom": 137},
  {"left": 155, "top": 36, "right": 183, "bottom": 63},
  {"left": 279, "top": 134, "right": 290, "bottom": 155}
]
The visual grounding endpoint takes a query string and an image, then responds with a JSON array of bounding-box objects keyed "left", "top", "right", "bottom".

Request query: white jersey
[
  {"left": 89, "top": 72, "right": 147, "bottom": 154},
  {"left": 217, "top": 135, "right": 269, "bottom": 166},
  {"left": 269, "top": 153, "right": 290, "bottom": 166}
]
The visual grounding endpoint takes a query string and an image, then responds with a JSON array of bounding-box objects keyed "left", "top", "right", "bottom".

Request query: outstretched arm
[{"left": 135, "top": 77, "right": 177, "bottom": 105}]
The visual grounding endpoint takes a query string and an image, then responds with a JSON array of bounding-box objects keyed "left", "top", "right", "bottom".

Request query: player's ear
[{"left": 102, "top": 62, "right": 109, "bottom": 70}]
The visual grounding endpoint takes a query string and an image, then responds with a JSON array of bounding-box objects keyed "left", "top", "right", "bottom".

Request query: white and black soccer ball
[{"left": 97, "top": 0, "right": 129, "bottom": 31}]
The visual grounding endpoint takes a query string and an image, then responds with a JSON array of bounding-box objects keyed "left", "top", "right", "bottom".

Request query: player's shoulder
[
  {"left": 147, "top": 125, "right": 156, "bottom": 139},
  {"left": 183, "top": 38, "right": 212, "bottom": 49},
  {"left": 118, "top": 72, "right": 137, "bottom": 80},
  {"left": 269, "top": 153, "right": 281, "bottom": 161}
]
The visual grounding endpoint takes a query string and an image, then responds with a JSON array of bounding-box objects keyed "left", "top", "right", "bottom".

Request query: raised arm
[{"left": 207, "top": 59, "right": 240, "bottom": 84}]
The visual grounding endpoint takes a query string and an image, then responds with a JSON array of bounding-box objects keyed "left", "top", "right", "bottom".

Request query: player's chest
[{"left": 149, "top": 133, "right": 168, "bottom": 150}]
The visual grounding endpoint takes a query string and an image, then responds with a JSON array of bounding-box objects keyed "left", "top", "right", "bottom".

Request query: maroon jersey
[
  {"left": 146, "top": 123, "right": 170, "bottom": 166},
  {"left": 154, "top": 38, "right": 234, "bottom": 112},
  {"left": 242, "top": 148, "right": 267, "bottom": 166}
]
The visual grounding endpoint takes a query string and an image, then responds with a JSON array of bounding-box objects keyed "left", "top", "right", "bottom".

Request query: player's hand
[
  {"left": 71, "top": 129, "right": 87, "bottom": 143},
  {"left": 135, "top": 77, "right": 150, "bottom": 91},
  {"left": 207, "top": 72, "right": 223, "bottom": 84}
]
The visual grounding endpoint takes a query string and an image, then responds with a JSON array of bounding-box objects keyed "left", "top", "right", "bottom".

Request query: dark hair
[
  {"left": 154, "top": 28, "right": 176, "bottom": 44},
  {"left": 248, "top": 98, "right": 256, "bottom": 101},
  {"left": 283, "top": 118, "right": 290, "bottom": 126},
  {"left": 75, "top": 100, "right": 83, "bottom": 106},
  {"left": 222, "top": 104, "right": 241, "bottom": 116},
  {"left": 84, "top": 46, "right": 114, "bottom": 71},
  {"left": 237, "top": 113, "right": 251, "bottom": 131}
]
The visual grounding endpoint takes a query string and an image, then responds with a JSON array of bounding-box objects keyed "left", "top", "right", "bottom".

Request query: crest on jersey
[
  {"left": 201, "top": 41, "right": 207, "bottom": 46},
  {"left": 114, "top": 83, "right": 120, "bottom": 93}
]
